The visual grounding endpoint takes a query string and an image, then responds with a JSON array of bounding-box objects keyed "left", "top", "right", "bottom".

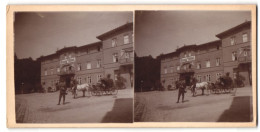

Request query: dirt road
[
  {"left": 135, "top": 86, "right": 253, "bottom": 122},
  {"left": 15, "top": 88, "right": 133, "bottom": 123}
]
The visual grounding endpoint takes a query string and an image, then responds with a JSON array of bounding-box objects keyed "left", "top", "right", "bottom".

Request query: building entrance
[
  {"left": 179, "top": 72, "right": 194, "bottom": 86},
  {"left": 60, "top": 74, "right": 75, "bottom": 88}
]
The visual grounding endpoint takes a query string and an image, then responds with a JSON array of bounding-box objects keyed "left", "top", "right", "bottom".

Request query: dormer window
[
  {"left": 242, "top": 33, "right": 248, "bottom": 43},
  {"left": 112, "top": 38, "right": 117, "bottom": 47},
  {"left": 231, "top": 36, "right": 236, "bottom": 45},
  {"left": 124, "top": 35, "right": 129, "bottom": 44}
]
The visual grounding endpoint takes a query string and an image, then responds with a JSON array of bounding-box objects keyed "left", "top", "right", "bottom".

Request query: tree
[
  {"left": 135, "top": 53, "right": 161, "bottom": 92},
  {"left": 115, "top": 74, "right": 127, "bottom": 89},
  {"left": 14, "top": 54, "right": 41, "bottom": 94}
]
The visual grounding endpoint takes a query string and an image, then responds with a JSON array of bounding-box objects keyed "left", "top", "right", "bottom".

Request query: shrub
[
  {"left": 234, "top": 74, "right": 245, "bottom": 87},
  {"left": 167, "top": 85, "right": 173, "bottom": 91},
  {"left": 115, "top": 75, "right": 127, "bottom": 89}
]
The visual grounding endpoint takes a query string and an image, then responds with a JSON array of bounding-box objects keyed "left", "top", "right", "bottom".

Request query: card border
[{"left": 6, "top": 5, "right": 257, "bottom": 128}]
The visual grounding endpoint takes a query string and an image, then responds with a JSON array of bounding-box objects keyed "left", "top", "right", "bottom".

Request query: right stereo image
[{"left": 134, "top": 10, "right": 253, "bottom": 123}]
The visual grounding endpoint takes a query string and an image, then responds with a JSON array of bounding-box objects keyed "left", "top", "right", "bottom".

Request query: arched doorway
[{"left": 179, "top": 62, "right": 194, "bottom": 86}]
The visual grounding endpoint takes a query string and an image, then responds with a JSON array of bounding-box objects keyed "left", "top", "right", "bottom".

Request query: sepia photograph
[
  {"left": 134, "top": 11, "right": 254, "bottom": 122},
  {"left": 13, "top": 11, "right": 134, "bottom": 123},
  {"left": 6, "top": 5, "right": 256, "bottom": 128}
]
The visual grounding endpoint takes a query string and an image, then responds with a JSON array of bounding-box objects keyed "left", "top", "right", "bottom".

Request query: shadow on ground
[
  {"left": 218, "top": 96, "right": 252, "bottom": 122},
  {"left": 101, "top": 98, "right": 133, "bottom": 123}
]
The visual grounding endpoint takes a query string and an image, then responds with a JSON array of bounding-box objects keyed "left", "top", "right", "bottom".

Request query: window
[
  {"left": 87, "top": 76, "right": 92, "bottom": 84},
  {"left": 233, "top": 73, "right": 237, "bottom": 79},
  {"left": 50, "top": 68, "right": 54, "bottom": 75},
  {"left": 97, "top": 59, "right": 101, "bottom": 68},
  {"left": 206, "top": 74, "right": 211, "bottom": 82},
  {"left": 197, "top": 75, "right": 202, "bottom": 82},
  {"left": 217, "top": 45, "right": 220, "bottom": 50},
  {"left": 86, "top": 62, "right": 91, "bottom": 69},
  {"left": 216, "top": 58, "right": 220, "bottom": 66},
  {"left": 78, "top": 63, "right": 81, "bottom": 71},
  {"left": 197, "top": 63, "right": 201, "bottom": 69},
  {"left": 216, "top": 73, "right": 222, "bottom": 79},
  {"left": 57, "top": 67, "right": 60, "bottom": 73},
  {"left": 232, "top": 51, "right": 237, "bottom": 61},
  {"left": 230, "top": 36, "right": 236, "bottom": 45},
  {"left": 125, "top": 51, "right": 130, "bottom": 59},
  {"left": 170, "top": 66, "right": 174, "bottom": 73},
  {"left": 44, "top": 69, "right": 47, "bottom": 76},
  {"left": 112, "top": 38, "right": 117, "bottom": 47},
  {"left": 206, "top": 60, "right": 211, "bottom": 68},
  {"left": 177, "top": 66, "right": 180, "bottom": 71},
  {"left": 77, "top": 77, "right": 82, "bottom": 84},
  {"left": 124, "top": 35, "right": 129, "bottom": 44},
  {"left": 113, "top": 53, "right": 118, "bottom": 63},
  {"left": 242, "top": 33, "right": 248, "bottom": 43},
  {"left": 164, "top": 67, "right": 167, "bottom": 74},
  {"left": 114, "top": 74, "right": 118, "bottom": 81},
  {"left": 97, "top": 74, "right": 102, "bottom": 81},
  {"left": 188, "top": 52, "right": 191, "bottom": 56},
  {"left": 244, "top": 50, "right": 248, "bottom": 56},
  {"left": 97, "top": 46, "right": 101, "bottom": 52}
]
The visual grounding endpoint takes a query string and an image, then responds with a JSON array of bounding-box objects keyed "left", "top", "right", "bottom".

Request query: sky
[
  {"left": 14, "top": 12, "right": 133, "bottom": 60},
  {"left": 135, "top": 11, "right": 251, "bottom": 58}
]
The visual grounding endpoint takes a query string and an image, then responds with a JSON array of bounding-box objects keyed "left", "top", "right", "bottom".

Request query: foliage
[
  {"left": 167, "top": 85, "right": 173, "bottom": 91},
  {"left": 135, "top": 53, "right": 161, "bottom": 92},
  {"left": 234, "top": 73, "right": 245, "bottom": 87},
  {"left": 15, "top": 54, "right": 41, "bottom": 94},
  {"left": 115, "top": 75, "right": 127, "bottom": 89}
]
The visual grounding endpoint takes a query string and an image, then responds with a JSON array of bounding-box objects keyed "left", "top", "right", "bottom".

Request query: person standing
[
  {"left": 57, "top": 80, "right": 67, "bottom": 105},
  {"left": 176, "top": 79, "right": 186, "bottom": 103},
  {"left": 191, "top": 76, "right": 197, "bottom": 97},
  {"left": 70, "top": 77, "right": 78, "bottom": 98}
]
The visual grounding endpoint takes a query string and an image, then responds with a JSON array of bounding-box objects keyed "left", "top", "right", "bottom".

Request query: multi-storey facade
[
  {"left": 161, "top": 21, "right": 251, "bottom": 88},
  {"left": 39, "top": 23, "right": 133, "bottom": 91}
]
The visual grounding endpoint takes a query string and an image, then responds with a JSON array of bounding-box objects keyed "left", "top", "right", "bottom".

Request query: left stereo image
[{"left": 14, "top": 12, "right": 134, "bottom": 123}]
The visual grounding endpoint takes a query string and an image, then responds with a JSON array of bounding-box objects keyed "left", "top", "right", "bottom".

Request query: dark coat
[
  {"left": 176, "top": 81, "right": 186, "bottom": 92},
  {"left": 59, "top": 82, "right": 67, "bottom": 94}
]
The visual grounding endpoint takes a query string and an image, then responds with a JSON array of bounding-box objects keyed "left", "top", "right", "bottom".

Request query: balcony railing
[
  {"left": 58, "top": 69, "right": 76, "bottom": 75},
  {"left": 238, "top": 56, "right": 251, "bottom": 63},
  {"left": 119, "top": 57, "right": 133, "bottom": 64},
  {"left": 178, "top": 68, "right": 195, "bottom": 74}
]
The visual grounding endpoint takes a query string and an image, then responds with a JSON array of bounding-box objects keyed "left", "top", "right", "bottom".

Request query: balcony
[
  {"left": 119, "top": 57, "right": 133, "bottom": 64},
  {"left": 58, "top": 69, "right": 76, "bottom": 76},
  {"left": 178, "top": 68, "right": 195, "bottom": 74},
  {"left": 238, "top": 56, "right": 251, "bottom": 63}
]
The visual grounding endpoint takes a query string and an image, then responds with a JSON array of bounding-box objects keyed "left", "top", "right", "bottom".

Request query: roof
[
  {"left": 96, "top": 22, "right": 133, "bottom": 40},
  {"left": 176, "top": 44, "right": 197, "bottom": 53},
  {"left": 77, "top": 41, "right": 102, "bottom": 49},
  {"left": 160, "top": 40, "right": 221, "bottom": 60},
  {"left": 38, "top": 41, "right": 102, "bottom": 61},
  {"left": 196, "top": 40, "right": 221, "bottom": 48},
  {"left": 56, "top": 46, "right": 77, "bottom": 54},
  {"left": 216, "top": 21, "right": 251, "bottom": 38}
]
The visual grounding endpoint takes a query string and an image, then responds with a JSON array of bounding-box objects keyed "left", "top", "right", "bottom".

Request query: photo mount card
[{"left": 6, "top": 5, "right": 257, "bottom": 128}]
